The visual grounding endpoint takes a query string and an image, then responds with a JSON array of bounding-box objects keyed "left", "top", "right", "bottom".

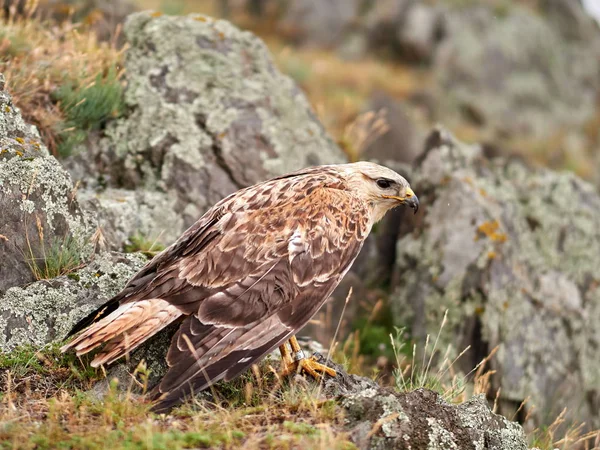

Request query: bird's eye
[{"left": 376, "top": 178, "right": 393, "bottom": 189}]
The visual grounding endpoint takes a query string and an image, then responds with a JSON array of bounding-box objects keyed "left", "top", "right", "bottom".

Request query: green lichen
[
  {"left": 392, "top": 128, "right": 600, "bottom": 428},
  {"left": 0, "top": 155, "right": 95, "bottom": 252},
  {"left": 77, "top": 187, "right": 184, "bottom": 250},
  {"left": 426, "top": 417, "right": 458, "bottom": 450},
  {"left": 0, "top": 252, "right": 146, "bottom": 351},
  {"left": 85, "top": 12, "right": 345, "bottom": 226}
]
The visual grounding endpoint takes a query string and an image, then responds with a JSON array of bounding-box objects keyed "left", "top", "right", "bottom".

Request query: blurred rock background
[{"left": 1, "top": 0, "right": 600, "bottom": 447}]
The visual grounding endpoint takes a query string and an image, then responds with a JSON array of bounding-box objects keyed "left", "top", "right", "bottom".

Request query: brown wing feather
[{"left": 62, "top": 167, "right": 370, "bottom": 412}]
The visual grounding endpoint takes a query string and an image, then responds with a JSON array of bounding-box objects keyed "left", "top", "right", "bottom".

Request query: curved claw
[{"left": 278, "top": 336, "right": 336, "bottom": 379}]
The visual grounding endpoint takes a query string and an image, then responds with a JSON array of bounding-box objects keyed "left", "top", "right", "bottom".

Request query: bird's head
[{"left": 341, "top": 161, "right": 419, "bottom": 223}]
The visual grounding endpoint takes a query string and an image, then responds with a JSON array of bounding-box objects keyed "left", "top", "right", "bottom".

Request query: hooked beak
[{"left": 382, "top": 187, "right": 420, "bottom": 214}]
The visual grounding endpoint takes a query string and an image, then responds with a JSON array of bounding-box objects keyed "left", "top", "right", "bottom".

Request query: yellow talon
[{"left": 279, "top": 336, "right": 336, "bottom": 379}]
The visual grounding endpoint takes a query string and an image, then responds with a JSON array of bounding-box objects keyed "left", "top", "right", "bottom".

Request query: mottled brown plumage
[{"left": 61, "top": 162, "right": 418, "bottom": 411}]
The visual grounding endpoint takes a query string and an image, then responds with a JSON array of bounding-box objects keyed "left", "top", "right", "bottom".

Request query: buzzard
[{"left": 61, "top": 162, "right": 418, "bottom": 411}]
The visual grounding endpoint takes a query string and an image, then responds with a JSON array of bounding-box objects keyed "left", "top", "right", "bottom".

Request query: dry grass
[
  {"left": 0, "top": 346, "right": 355, "bottom": 450},
  {"left": 0, "top": 3, "right": 124, "bottom": 156},
  {"left": 529, "top": 408, "right": 600, "bottom": 450}
]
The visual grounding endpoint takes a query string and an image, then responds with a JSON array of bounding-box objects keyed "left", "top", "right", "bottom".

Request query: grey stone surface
[
  {"left": 0, "top": 251, "right": 146, "bottom": 351},
  {"left": 362, "top": 92, "right": 427, "bottom": 165},
  {"left": 67, "top": 11, "right": 346, "bottom": 230},
  {"left": 434, "top": 3, "right": 600, "bottom": 140},
  {"left": 278, "top": 0, "right": 361, "bottom": 49},
  {"left": 392, "top": 126, "right": 600, "bottom": 428},
  {"left": 364, "top": 0, "right": 445, "bottom": 63},
  {"left": 0, "top": 73, "right": 96, "bottom": 293},
  {"left": 77, "top": 188, "right": 184, "bottom": 250},
  {"left": 321, "top": 359, "right": 527, "bottom": 450}
]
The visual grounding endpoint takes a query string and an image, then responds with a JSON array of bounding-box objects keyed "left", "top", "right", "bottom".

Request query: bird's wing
[{"left": 149, "top": 175, "right": 371, "bottom": 411}]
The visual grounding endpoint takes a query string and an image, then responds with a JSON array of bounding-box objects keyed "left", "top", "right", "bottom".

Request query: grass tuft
[
  {"left": 22, "top": 214, "right": 86, "bottom": 281},
  {"left": 0, "top": 6, "right": 124, "bottom": 157},
  {"left": 123, "top": 232, "right": 166, "bottom": 259},
  {"left": 53, "top": 66, "right": 124, "bottom": 156}
]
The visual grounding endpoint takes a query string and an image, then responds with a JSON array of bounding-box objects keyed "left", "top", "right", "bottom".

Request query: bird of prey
[{"left": 61, "top": 162, "right": 418, "bottom": 411}]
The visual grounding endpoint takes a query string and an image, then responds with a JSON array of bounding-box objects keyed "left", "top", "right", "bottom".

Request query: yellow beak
[{"left": 382, "top": 187, "right": 419, "bottom": 214}]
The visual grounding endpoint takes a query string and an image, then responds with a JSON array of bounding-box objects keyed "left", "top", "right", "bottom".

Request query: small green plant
[
  {"left": 23, "top": 215, "right": 85, "bottom": 280},
  {"left": 0, "top": 6, "right": 124, "bottom": 158},
  {"left": 0, "top": 342, "right": 98, "bottom": 388},
  {"left": 29, "top": 235, "right": 83, "bottom": 280},
  {"left": 123, "top": 232, "right": 166, "bottom": 258},
  {"left": 390, "top": 311, "right": 489, "bottom": 403},
  {"left": 53, "top": 66, "right": 124, "bottom": 157}
]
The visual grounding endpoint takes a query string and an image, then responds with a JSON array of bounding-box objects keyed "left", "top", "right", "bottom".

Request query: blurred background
[{"left": 2, "top": 0, "right": 600, "bottom": 446}]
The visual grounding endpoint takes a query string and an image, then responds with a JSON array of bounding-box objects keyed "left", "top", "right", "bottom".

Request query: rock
[
  {"left": 541, "top": 0, "right": 600, "bottom": 42},
  {"left": 277, "top": 0, "right": 361, "bottom": 49},
  {"left": 271, "top": 0, "right": 446, "bottom": 63},
  {"left": 0, "top": 252, "right": 146, "bottom": 351},
  {"left": 77, "top": 188, "right": 184, "bottom": 251},
  {"left": 321, "top": 359, "right": 528, "bottom": 449},
  {"left": 392, "top": 126, "right": 600, "bottom": 428},
  {"left": 0, "top": 73, "right": 96, "bottom": 293},
  {"left": 362, "top": 92, "right": 427, "bottom": 165},
  {"left": 364, "top": 0, "right": 446, "bottom": 64},
  {"left": 67, "top": 11, "right": 346, "bottom": 230},
  {"left": 434, "top": 4, "right": 600, "bottom": 141}
]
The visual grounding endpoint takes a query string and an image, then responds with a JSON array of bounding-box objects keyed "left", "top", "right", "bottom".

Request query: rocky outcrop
[
  {"left": 392, "top": 127, "right": 600, "bottom": 428},
  {"left": 238, "top": 0, "right": 600, "bottom": 170},
  {"left": 67, "top": 11, "right": 346, "bottom": 243},
  {"left": 274, "top": 0, "right": 445, "bottom": 63},
  {"left": 0, "top": 251, "right": 145, "bottom": 351},
  {"left": 434, "top": 2, "right": 600, "bottom": 141},
  {"left": 0, "top": 74, "right": 95, "bottom": 293},
  {"left": 316, "top": 359, "right": 529, "bottom": 449}
]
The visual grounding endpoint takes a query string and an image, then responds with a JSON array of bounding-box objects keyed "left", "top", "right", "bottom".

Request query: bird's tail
[{"left": 60, "top": 299, "right": 182, "bottom": 367}]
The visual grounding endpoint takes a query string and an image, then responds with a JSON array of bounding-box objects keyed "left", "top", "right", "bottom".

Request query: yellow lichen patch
[
  {"left": 194, "top": 16, "right": 209, "bottom": 22},
  {"left": 476, "top": 220, "right": 507, "bottom": 243},
  {"left": 440, "top": 175, "right": 452, "bottom": 186},
  {"left": 4, "top": 106, "right": 10, "bottom": 112},
  {"left": 462, "top": 176, "right": 473, "bottom": 186},
  {"left": 150, "top": 11, "right": 163, "bottom": 18},
  {"left": 479, "top": 188, "right": 487, "bottom": 197},
  {"left": 487, "top": 251, "right": 497, "bottom": 260},
  {"left": 15, "top": 150, "right": 23, "bottom": 157},
  {"left": 15, "top": 137, "right": 25, "bottom": 144},
  {"left": 474, "top": 306, "right": 485, "bottom": 316}
]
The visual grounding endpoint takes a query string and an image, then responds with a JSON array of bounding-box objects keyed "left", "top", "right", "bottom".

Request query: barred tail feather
[{"left": 60, "top": 299, "right": 182, "bottom": 367}]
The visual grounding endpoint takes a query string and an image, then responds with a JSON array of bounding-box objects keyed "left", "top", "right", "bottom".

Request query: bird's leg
[
  {"left": 279, "top": 342, "right": 294, "bottom": 370},
  {"left": 278, "top": 335, "right": 336, "bottom": 379}
]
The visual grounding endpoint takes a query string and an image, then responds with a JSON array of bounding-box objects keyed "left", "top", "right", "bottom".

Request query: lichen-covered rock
[
  {"left": 0, "top": 252, "right": 146, "bottom": 351},
  {"left": 321, "top": 359, "right": 527, "bottom": 449},
  {"left": 392, "top": 127, "right": 600, "bottom": 428},
  {"left": 0, "top": 73, "right": 96, "bottom": 293},
  {"left": 68, "top": 11, "right": 346, "bottom": 229},
  {"left": 77, "top": 188, "right": 184, "bottom": 250},
  {"left": 434, "top": 3, "right": 600, "bottom": 140}
]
